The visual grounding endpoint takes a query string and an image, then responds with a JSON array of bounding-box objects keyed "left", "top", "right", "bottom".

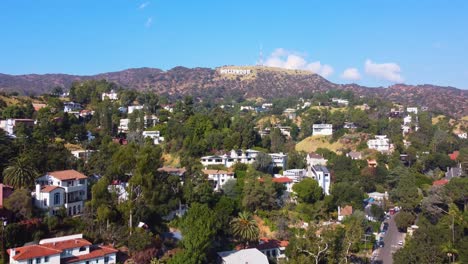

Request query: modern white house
[
  {"left": 127, "top": 105, "right": 144, "bottom": 114},
  {"left": 101, "top": 90, "right": 118, "bottom": 101},
  {"left": 218, "top": 248, "right": 268, "bottom": 264},
  {"left": 312, "top": 124, "right": 333, "bottom": 136},
  {"left": 33, "top": 170, "right": 88, "bottom": 216},
  {"left": 367, "top": 135, "right": 392, "bottom": 152},
  {"left": 7, "top": 234, "right": 117, "bottom": 264},
  {"left": 407, "top": 107, "right": 418, "bottom": 115},
  {"left": 142, "top": 130, "right": 164, "bottom": 144},
  {"left": 282, "top": 169, "right": 307, "bottom": 183},
  {"left": 201, "top": 149, "right": 287, "bottom": 168},
  {"left": 307, "top": 152, "right": 327, "bottom": 167},
  {"left": 202, "top": 169, "right": 235, "bottom": 191},
  {"left": 283, "top": 108, "right": 297, "bottom": 120},
  {"left": 310, "top": 165, "right": 331, "bottom": 195},
  {"left": 108, "top": 181, "right": 129, "bottom": 203},
  {"left": 331, "top": 98, "right": 349, "bottom": 106},
  {"left": 63, "top": 102, "right": 82, "bottom": 113},
  {"left": 118, "top": 119, "right": 130, "bottom": 133},
  {"left": 403, "top": 115, "right": 412, "bottom": 125},
  {"left": 0, "top": 118, "right": 35, "bottom": 136}
]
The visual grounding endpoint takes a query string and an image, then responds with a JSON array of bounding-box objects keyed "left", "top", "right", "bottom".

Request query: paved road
[{"left": 372, "top": 214, "right": 406, "bottom": 264}]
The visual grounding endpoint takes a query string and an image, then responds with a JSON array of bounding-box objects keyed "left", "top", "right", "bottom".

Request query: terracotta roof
[
  {"left": 433, "top": 179, "right": 449, "bottom": 186},
  {"left": 7, "top": 245, "right": 61, "bottom": 261},
  {"left": 257, "top": 238, "right": 289, "bottom": 250},
  {"left": 340, "top": 205, "right": 353, "bottom": 216},
  {"left": 258, "top": 177, "right": 292, "bottom": 183},
  {"left": 41, "top": 238, "right": 92, "bottom": 250},
  {"left": 41, "top": 185, "right": 63, "bottom": 193},
  {"left": 449, "top": 151, "right": 459, "bottom": 161},
  {"left": 202, "top": 169, "right": 233, "bottom": 175},
  {"left": 48, "top": 170, "right": 87, "bottom": 181},
  {"left": 308, "top": 152, "right": 325, "bottom": 159},
  {"left": 62, "top": 245, "right": 118, "bottom": 263}
]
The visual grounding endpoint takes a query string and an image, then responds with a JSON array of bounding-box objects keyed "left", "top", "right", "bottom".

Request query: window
[
  {"left": 272, "top": 250, "right": 277, "bottom": 257},
  {"left": 79, "top": 179, "right": 85, "bottom": 185},
  {"left": 43, "top": 199, "right": 48, "bottom": 206},
  {"left": 79, "top": 246, "right": 86, "bottom": 252},
  {"left": 86, "top": 261, "right": 89, "bottom": 264},
  {"left": 44, "top": 256, "right": 49, "bottom": 262},
  {"left": 54, "top": 193, "right": 61, "bottom": 205},
  {"left": 104, "top": 256, "right": 110, "bottom": 263},
  {"left": 28, "top": 260, "right": 33, "bottom": 264},
  {"left": 36, "top": 257, "right": 41, "bottom": 263}
]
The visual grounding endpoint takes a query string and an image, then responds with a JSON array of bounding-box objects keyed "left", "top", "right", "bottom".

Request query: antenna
[{"left": 257, "top": 43, "right": 264, "bottom": 66}]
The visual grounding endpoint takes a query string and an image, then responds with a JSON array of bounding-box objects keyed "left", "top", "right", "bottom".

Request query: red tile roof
[
  {"left": 433, "top": 179, "right": 449, "bottom": 186},
  {"left": 41, "top": 238, "right": 92, "bottom": 250},
  {"left": 257, "top": 238, "right": 289, "bottom": 250},
  {"left": 62, "top": 245, "right": 118, "bottom": 263},
  {"left": 40, "top": 185, "right": 63, "bottom": 193},
  {"left": 340, "top": 205, "right": 353, "bottom": 216},
  {"left": 258, "top": 177, "right": 293, "bottom": 183},
  {"left": 449, "top": 151, "right": 459, "bottom": 161},
  {"left": 48, "top": 170, "right": 88, "bottom": 181},
  {"left": 7, "top": 245, "right": 61, "bottom": 261}
]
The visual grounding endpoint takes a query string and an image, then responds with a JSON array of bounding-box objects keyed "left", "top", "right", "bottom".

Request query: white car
[{"left": 398, "top": 241, "right": 403, "bottom": 246}]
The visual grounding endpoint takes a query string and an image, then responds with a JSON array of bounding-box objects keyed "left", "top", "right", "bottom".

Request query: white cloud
[
  {"left": 139, "top": 2, "right": 150, "bottom": 9},
  {"left": 364, "top": 59, "right": 404, "bottom": 83},
  {"left": 264, "top": 48, "right": 334, "bottom": 78},
  {"left": 145, "top": 17, "right": 153, "bottom": 28},
  {"left": 341, "top": 68, "right": 361, "bottom": 81}
]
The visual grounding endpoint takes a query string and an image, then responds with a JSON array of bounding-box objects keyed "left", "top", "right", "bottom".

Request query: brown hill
[{"left": 0, "top": 66, "right": 467, "bottom": 117}]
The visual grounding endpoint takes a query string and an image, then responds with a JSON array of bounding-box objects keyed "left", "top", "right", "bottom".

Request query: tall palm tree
[
  {"left": 2, "top": 155, "right": 38, "bottom": 189},
  {"left": 230, "top": 211, "right": 259, "bottom": 248}
]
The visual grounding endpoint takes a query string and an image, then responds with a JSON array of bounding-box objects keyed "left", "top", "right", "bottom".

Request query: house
[
  {"left": 367, "top": 159, "right": 378, "bottom": 168},
  {"left": 445, "top": 163, "right": 463, "bottom": 179},
  {"left": 338, "top": 205, "right": 353, "bottom": 221},
  {"left": 283, "top": 108, "right": 296, "bottom": 120},
  {"left": 144, "top": 115, "right": 159, "bottom": 128},
  {"left": 367, "top": 192, "right": 389, "bottom": 201},
  {"left": 256, "top": 238, "right": 289, "bottom": 261},
  {"left": 201, "top": 150, "right": 287, "bottom": 168},
  {"left": 307, "top": 152, "right": 327, "bottom": 167},
  {"left": 162, "top": 104, "right": 174, "bottom": 113},
  {"left": 142, "top": 130, "right": 164, "bottom": 145},
  {"left": 7, "top": 234, "right": 117, "bottom": 264},
  {"left": 259, "top": 128, "right": 271, "bottom": 138},
  {"left": 403, "top": 115, "right": 412, "bottom": 125},
  {"left": 240, "top": 106, "right": 254, "bottom": 111},
  {"left": 33, "top": 170, "right": 88, "bottom": 216},
  {"left": 127, "top": 105, "right": 144, "bottom": 114},
  {"left": 282, "top": 169, "right": 307, "bottom": 183},
  {"left": 118, "top": 119, "right": 129, "bottom": 133},
  {"left": 344, "top": 122, "right": 357, "bottom": 129},
  {"left": 202, "top": 169, "right": 235, "bottom": 191},
  {"left": 70, "top": 150, "right": 94, "bottom": 161},
  {"left": 331, "top": 98, "right": 349, "bottom": 106},
  {"left": 262, "top": 103, "right": 273, "bottom": 109},
  {"left": 367, "top": 135, "right": 392, "bottom": 153},
  {"left": 32, "top": 103, "right": 47, "bottom": 111},
  {"left": 310, "top": 166, "right": 331, "bottom": 195},
  {"left": 101, "top": 90, "right": 118, "bottom": 101},
  {"left": 217, "top": 248, "right": 268, "bottom": 264},
  {"left": 271, "top": 177, "right": 294, "bottom": 193},
  {"left": 456, "top": 132, "right": 467, "bottom": 139},
  {"left": 346, "top": 151, "right": 362, "bottom": 160},
  {"left": 277, "top": 126, "right": 291, "bottom": 137},
  {"left": 63, "top": 102, "right": 82, "bottom": 113},
  {"left": 0, "top": 119, "right": 35, "bottom": 136},
  {"left": 312, "top": 124, "right": 333, "bottom": 136},
  {"left": 108, "top": 181, "right": 128, "bottom": 203},
  {"left": 407, "top": 107, "right": 418, "bottom": 115},
  {"left": 401, "top": 125, "right": 411, "bottom": 135},
  {"left": 433, "top": 179, "right": 449, "bottom": 187}
]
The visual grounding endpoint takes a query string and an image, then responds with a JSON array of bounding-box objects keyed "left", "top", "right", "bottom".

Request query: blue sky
[{"left": 1, "top": 0, "right": 467, "bottom": 88}]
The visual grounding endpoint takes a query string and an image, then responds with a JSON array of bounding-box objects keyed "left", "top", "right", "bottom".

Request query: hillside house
[
  {"left": 282, "top": 169, "right": 307, "bottom": 183},
  {"left": 0, "top": 118, "right": 35, "bottom": 136},
  {"left": 101, "top": 90, "right": 118, "bottom": 101},
  {"left": 312, "top": 124, "right": 333, "bottom": 136},
  {"left": 33, "top": 170, "right": 88, "bottom": 216},
  {"left": 7, "top": 234, "right": 117, "bottom": 264},
  {"left": 346, "top": 151, "right": 362, "bottom": 160},
  {"left": 367, "top": 135, "right": 392, "bottom": 153},
  {"left": 127, "top": 105, "right": 144, "bottom": 114},
  {"left": 201, "top": 149, "right": 287, "bottom": 168},
  {"left": 407, "top": 107, "right": 418, "bottom": 115},
  {"left": 310, "top": 165, "right": 331, "bottom": 195},
  {"left": 217, "top": 248, "right": 268, "bottom": 264},
  {"left": 63, "top": 102, "right": 82, "bottom": 113},
  {"left": 338, "top": 205, "right": 353, "bottom": 221},
  {"left": 142, "top": 130, "right": 164, "bottom": 144},
  {"left": 283, "top": 108, "right": 296, "bottom": 120},
  {"left": 202, "top": 169, "right": 235, "bottom": 191}
]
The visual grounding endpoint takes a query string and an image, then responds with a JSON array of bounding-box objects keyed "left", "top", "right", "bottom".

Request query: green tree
[
  {"left": 242, "top": 176, "right": 278, "bottom": 212},
  {"left": 3, "top": 155, "right": 38, "bottom": 189},
  {"left": 292, "top": 178, "right": 323, "bottom": 204},
  {"left": 230, "top": 211, "right": 259, "bottom": 248},
  {"left": 4, "top": 189, "right": 33, "bottom": 220},
  {"left": 394, "top": 211, "right": 416, "bottom": 231}
]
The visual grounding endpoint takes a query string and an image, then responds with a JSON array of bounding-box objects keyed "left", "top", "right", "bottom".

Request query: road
[{"left": 372, "top": 213, "right": 406, "bottom": 264}]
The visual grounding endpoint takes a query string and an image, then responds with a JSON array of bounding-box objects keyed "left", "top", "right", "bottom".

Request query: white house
[
  {"left": 0, "top": 119, "right": 35, "bottom": 136},
  {"left": 407, "top": 107, "right": 418, "bottom": 115},
  {"left": 368, "top": 191, "right": 389, "bottom": 201},
  {"left": 338, "top": 205, "right": 353, "bottom": 222},
  {"left": 346, "top": 151, "right": 362, "bottom": 160},
  {"left": 202, "top": 169, "right": 235, "bottom": 191},
  {"left": 101, "top": 90, "right": 118, "bottom": 101},
  {"left": 240, "top": 106, "right": 254, "bottom": 111},
  {"left": 310, "top": 165, "right": 331, "bottom": 195},
  {"left": 142, "top": 130, "right": 164, "bottom": 144},
  {"left": 283, "top": 169, "right": 307, "bottom": 183},
  {"left": 108, "top": 181, "right": 129, "bottom": 203},
  {"left": 218, "top": 248, "right": 268, "bottom": 264},
  {"left": 367, "top": 135, "right": 391, "bottom": 152},
  {"left": 403, "top": 115, "right": 412, "bottom": 125},
  {"left": 312, "top": 124, "right": 333, "bottom": 136},
  {"left": 307, "top": 152, "right": 327, "bottom": 167},
  {"left": 331, "top": 98, "right": 349, "bottom": 106},
  {"left": 118, "top": 119, "right": 130, "bottom": 133},
  {"left": 201, "top": 149, "right": 287, "bottom": 168},
  {"left": 283, "top": 108, "right": 296, "bottom": 120},
  {"left": 262, "top": 103, "right": 273, "bottom": 109},
  {"left": 63, "top": 102, "right": 82, "bottom": 113},
  {"left": 7, "top": 234, "right": 117, "bottom": 264},
  {"left": 256, "top": 238, "right": 289, "bottom": 261},
  {"left": 456, "top": 132, "right": 467, "bottom": 139},
  {"left": 127, "top": 105, "right": 144, "bottom": 114},
  {"left": 33, "top": 170, "right": 88, "bottom": 216}
]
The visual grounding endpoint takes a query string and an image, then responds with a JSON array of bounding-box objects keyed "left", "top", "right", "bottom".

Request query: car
[
  {"left": 398, "top": 241, "right": 403, "bottom": 246},
  {"left": 379, "top": 241, "right": 385, "bottom": 248}
]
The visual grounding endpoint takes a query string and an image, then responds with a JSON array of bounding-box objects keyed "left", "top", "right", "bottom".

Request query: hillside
[{"left": 1, "top": 66, "right": 467, "bottom": 117}]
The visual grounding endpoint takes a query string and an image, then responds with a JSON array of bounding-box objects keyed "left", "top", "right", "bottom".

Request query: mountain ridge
[{"left": 0, "top": 66, "right": 467, "bottom": 117}]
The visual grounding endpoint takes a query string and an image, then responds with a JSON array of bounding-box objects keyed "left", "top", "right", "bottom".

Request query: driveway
[{"left": 372, "top": 213, "right": 406, "bottom": 264}]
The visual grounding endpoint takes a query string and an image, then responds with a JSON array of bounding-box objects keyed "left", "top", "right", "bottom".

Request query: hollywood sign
[{"left": 219, "top": 68, "right": 252, "bottom": 75}]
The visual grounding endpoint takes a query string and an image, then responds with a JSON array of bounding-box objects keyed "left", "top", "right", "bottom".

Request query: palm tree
[
  {"left": 230, "top": 211, "right": 259, "bottom": 248},
  {"left": 2, "top": 155, "right": 38, "bottom": 189}
]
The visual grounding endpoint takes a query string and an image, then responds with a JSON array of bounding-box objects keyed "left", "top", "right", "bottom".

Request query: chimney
[{"left": 10, "top": 248, "right": 15, "bottom": 257}]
